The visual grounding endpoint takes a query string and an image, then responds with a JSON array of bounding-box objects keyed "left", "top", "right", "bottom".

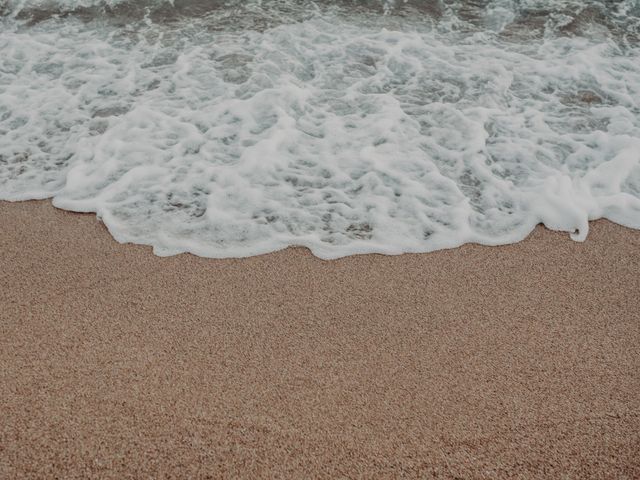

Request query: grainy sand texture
[{"left": 1, "top": 200, "right": 639, "bottom": 478}]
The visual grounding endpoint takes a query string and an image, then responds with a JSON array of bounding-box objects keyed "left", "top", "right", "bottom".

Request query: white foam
[{"left": 1, "top": 1, "right": 639, "bottom": 258}]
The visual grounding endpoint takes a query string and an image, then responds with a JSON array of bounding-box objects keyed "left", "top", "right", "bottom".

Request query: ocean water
[{"left": 1, "top": 0, "right": 639, "bottom": 258}]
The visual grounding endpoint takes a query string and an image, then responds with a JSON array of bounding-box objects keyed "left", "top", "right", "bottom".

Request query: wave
[{"left": 1, "top": 0, "right": 639, "bottom": 258}]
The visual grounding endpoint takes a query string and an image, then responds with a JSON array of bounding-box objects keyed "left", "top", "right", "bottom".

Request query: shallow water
[{"left": 1, "top": 0, "right": 639, "bottom": 258}]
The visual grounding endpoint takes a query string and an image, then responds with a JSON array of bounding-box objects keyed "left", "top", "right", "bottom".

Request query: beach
[
  {"left": 1, "top": 199, "right": 639, "bottom": 478},
  {"left": 2, "top": 0, "right": 639, "bottom": 477}
]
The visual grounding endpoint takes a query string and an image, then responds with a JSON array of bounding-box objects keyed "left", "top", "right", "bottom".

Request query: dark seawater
[{"left": 1, "top": 1, "right": 639, "bottom": 258}]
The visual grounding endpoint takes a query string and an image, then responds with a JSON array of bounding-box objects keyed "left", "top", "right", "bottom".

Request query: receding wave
[{"left": 1, "top": 0, "right": 639, "bottom": 258}]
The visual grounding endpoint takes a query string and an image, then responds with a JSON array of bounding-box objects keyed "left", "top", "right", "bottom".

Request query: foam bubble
[{"left": 1, "top": 1, "right": 639, "bottom": 258}]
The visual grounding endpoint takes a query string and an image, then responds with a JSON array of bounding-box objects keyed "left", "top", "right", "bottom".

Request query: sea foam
[{"left": 1, "top": 0, "right": 639, "bottom": 258}]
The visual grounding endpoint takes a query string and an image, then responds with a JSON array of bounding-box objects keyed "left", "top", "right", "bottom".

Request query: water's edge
[{"left": 2, "top": 0, "right": 639, "bottom": 259}]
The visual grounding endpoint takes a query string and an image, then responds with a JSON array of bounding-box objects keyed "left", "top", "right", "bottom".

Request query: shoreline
[{"left": 1, "top": 199, "right": 639, "bottom": 478}]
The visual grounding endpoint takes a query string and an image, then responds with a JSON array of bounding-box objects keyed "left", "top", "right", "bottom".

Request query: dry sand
[{"left": 1, "top": 199, "right": 639, "bottom": 478}]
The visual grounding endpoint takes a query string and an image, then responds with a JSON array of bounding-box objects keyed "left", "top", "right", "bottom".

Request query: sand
[{"left": 1, "top": 199, "right": 639, "bottom": 479}]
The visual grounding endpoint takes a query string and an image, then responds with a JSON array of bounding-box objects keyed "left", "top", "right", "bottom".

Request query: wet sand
[{"left": 1, "top": 200, "right": 639, "bottom": 478}]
